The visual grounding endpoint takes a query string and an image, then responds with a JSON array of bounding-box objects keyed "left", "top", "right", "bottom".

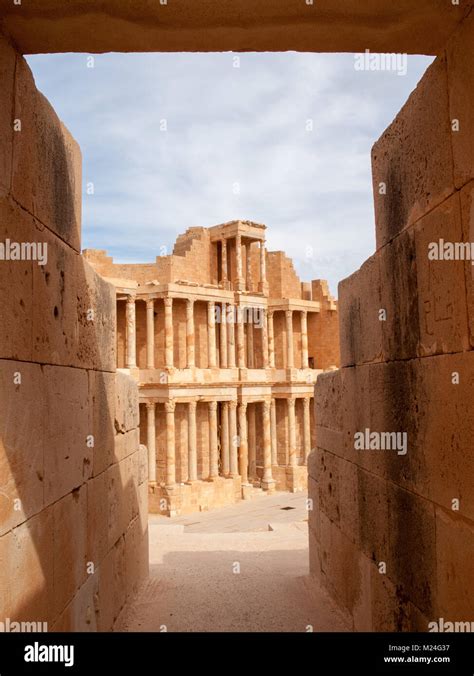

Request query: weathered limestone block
[
  {"left": 0, "top": 200, "right": 36, "bottom": 362},
  {"left": 52, "top": 486, "right": 88, "bottom": 619},
  {"left": 317, "top": 511, "right": 360, "bottom": 620},
  {"left": 358, "top": 254, "right": 383, "bottom": 364},
  {"left": 0, "top": 34, "right": 16, "bottom": 198},
  {"left": 51, "top": 573, "right": 99, "bottom": 632},
  {"left": 366, "top": 359, "right": 424, "bottom": 490},
  {"left": 372, "top": 56, "right": 454, "bottom": 249},
  {"left": 314, "top": 369, "right": 342, "bottom": 430},
  {"left": 387, "top": 483, "right": 437, "bottom": 620},
  {"left": 414, "top": 193, "right": 469, "bottom": 356},
  {"left": 99, "top": 537, "right": 126, "bottom": 628},
  {"left": 0, "top": 507, "right": 54, "bottom": 624},
  {"left": 417, "top": 351, "right": 474, "bottom": 521},
  {"left": 447, "top": 10, "right": 474, "bottom": 190},
  {"left": 86, "top": 471, "right": 108, "bottom": 567},
  {"left": 0, "top": 360, "right": 44, "bottom": 536},
  {"left": 460, "top": 181, "right": 474, "bottom": 348},
  {"left": 43, "top": 365, "right": 90, "bottom": 506},
  {"left": 338, "top": 271, "right": 361, "bottom": 367},
  {"left": 12, "top": 57, "right": 81, "bottom": 251},
  {"left": 115, "top": 371, "right": 139, "bottom": 433},
  {"left": 89, "top": 370, "right": 115, "bottom": 476},
  {"left": 379, "top": 227, "right": 420, "bottom": 361},
  {"left": 76, "top": 260, "right": 116, "bottom": 371},
  {"left": 106, "top": 463, "right": 123, "bottom": 550},
  {"left": 124, "top": 515, "right": 148, "bottom": 601},
  {"left": 435, "top": 507, "right": 474, "bottom": 620},
  {"left": 114, "top": 427, "right": 140, "bottom": 464},
  {"left": 32, "top": 231, "right": 115, "bottom": 370},
  {"left": 340, "top": 365, "right": 371, "bottom": 462},
  {"left": 356, "top": 467, "right": 391, "bottom": 565},
  {"left": 120, "top": 452, "right": 139, "bottom": 528}
]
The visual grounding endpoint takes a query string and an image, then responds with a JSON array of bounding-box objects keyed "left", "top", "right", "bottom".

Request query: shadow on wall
[{"left": 0, "top": 34, "right": 148, "bottom": 631}]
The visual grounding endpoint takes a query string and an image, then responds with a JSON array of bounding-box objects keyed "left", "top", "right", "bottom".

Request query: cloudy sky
[{"left": 27, "top": 52, "right": 433, "bottom": 296}]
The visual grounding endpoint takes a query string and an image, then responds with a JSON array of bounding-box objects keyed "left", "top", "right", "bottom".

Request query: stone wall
[
  {"left": 0, "top": 34, "right": 148, "bottom": 630},
  {"left": 309, "top": 11, "right": 474, "bottom": 630}
]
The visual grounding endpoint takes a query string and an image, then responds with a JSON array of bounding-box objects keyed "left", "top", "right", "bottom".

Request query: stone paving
[{"left": 117, "top": 493, "right": 350, "bottom": 632}]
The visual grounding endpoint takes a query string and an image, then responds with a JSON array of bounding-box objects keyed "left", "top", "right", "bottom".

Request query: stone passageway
[{"left": 116, "top": 493, "right": 349, "bottom": 632}]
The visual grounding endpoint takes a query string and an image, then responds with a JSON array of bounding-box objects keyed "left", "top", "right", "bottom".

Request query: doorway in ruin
[{"left": 10, "top": 48, "right": 434, "bottom": 632}]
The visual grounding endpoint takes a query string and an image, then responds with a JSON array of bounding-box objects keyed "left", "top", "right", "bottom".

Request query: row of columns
[
  {"left": 126, "top": 295, "right": 309, "bottom": 370},
  {"left": 145, "top": 396, "right": 312, "bottom": 489},
  {"left": 220, "top": 236, "right": 267, "bottom": 293}
]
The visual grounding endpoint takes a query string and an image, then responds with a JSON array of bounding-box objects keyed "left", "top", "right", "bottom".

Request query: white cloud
[{"left": 27, "top": 51, "right": 433, "bottom": 296}]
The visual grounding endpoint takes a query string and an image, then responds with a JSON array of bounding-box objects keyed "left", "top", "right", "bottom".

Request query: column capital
[
  {"left": 165, "top": 400, "right": 176, "bottom": 413},
  {"left": 285, "top": 309, "right": 293, "bottom": 319},
  {"left": 239, "top": 401, "right": 248, "bottom": 413},
  {"left": 303, "top": 396, "right": 311, "bottom": 408},
  {"left": 288, "top": 395, "right": 296, "bottom": 407},
  {"left": 126, "top": 293, "right": 136, "bottom": 304},
  {"left": 164, "top": 297, "right": 173, "bottom": 308},
  {"left": 146, "top": 298, "right": 155, "bottom": 310},
  {"left": 146, "top": 401, "right": 156, "bottom": 411},
  {"left": 263, "top": 399, "right": 271, "bottom": 414},
  {"left": 186, "top": 297, "right": 194, "bottom": 308},
  {"left": 188, "top": 399, "right": 197, "bottom": 411},
  {"left": 208, "top": 401, "right": 218, "bottom": 413},
  {"left": 229, "top": 400, "right": 238, "bottom": 411}
]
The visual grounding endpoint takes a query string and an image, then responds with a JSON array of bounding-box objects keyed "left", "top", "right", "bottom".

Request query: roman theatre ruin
[{"left": 0, "top": 0, "right": 473, "bottom": 633}]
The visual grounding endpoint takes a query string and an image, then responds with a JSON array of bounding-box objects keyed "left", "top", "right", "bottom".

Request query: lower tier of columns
[{"left": 140, "top": 396, "right": 314, "bottom": 516}]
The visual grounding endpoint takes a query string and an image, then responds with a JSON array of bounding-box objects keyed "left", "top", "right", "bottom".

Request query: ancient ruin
[
  {"left": 84, "top": 222, "right": 339, "bottom": 515},
  {"left": 0, "top": 0, "right": 473, "bottom": 638}
]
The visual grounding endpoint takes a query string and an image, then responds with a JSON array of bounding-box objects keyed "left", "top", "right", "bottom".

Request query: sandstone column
[
  {"left": 285, "top": 309, "right": 294, "bottom": 369},
  {"left": 261, "top": 308, "right": 269, "bottom": 368},
  {"left": 221, "top": 238, "right": 228, "bottom": 287},
  {"left": 220, "top": 302, "right": 228, "bottom": 367},
  {"left": 262, "top": 400, "right": 275, "bottom": 491},
  {"left": 301, "top": 310, "right": 309, "bottom": 369},
  {"left": 221, "top": 401, "right": 230, "bottom": 476},
  {"left": 270, "top": 398, "right": 277, "bottom": 466},
  {"left": 146, "top": 299, "right": 155, "bottom": 369},
  {"left": 165, "top": 400, "right": 176, "bottom": 488},
  {"left": 235, "top": 234, "right": 244, "bottom": 291},
  {"left": 248, "top": 403, "right": 256, "bottom": 480},
  {"left": 245, "top": 242, "right": 253, "bottom": 292},
  {"left": 146, "top": 401, "right": 157, "bottom": 484},
  {"left": 237, "top": 306, "right": 245, "bottom": 368},
  {"left": 227, "top": 304, "right": 236, "bottom": 367},
  {"left": 303, "top": 396, "right": 311, "bottom": 464},
  {"left": 247, "top": 320, "right": 254, "bottom": 368},
  {"left": 125, "top": 295, "right": 137, "bottom": 369},
  {"left": 268, "top": 310, "right": 275, "bottom": 367},
  {"left": 187, "top": 400, "right": 197, "bottom": 482},
  {"left": 207, "top": 301, "right": 217, "bottom": 367},
  {"left": 259, "top": 241, "right": 269, "bottom": 293},
  {"left": 238, "top": 402, "right": 249, "bottom": 484},
  {"left": 209, "top": 401, "right": 219, "bottom": 479},
  {"left": 186, "top": 298, "right": 195, "bottom": 368},
  {"left": 229, "top": 400, "right": 238, "bottom": 477},
  {"left": 288, "top": 396, "right": 297, "bottom": 467},
  {"left": 164, "top": 297, "right": 174, "bottom": 369}
]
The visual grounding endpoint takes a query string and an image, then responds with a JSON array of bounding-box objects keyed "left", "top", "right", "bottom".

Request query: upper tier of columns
[
  {"left": 220, "top": 236, "right": 267, "bottom": 293},
  {"left": 124, "top": 297, "right": 311, "bottom": 371}
]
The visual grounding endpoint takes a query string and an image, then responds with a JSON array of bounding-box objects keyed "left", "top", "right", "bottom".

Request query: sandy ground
[{"left": 116, "top": 492, "right": 349, "bottom": 632}]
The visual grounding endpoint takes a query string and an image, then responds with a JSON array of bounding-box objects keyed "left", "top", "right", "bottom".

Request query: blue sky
[{"left": 27, "top": 52, "right": 433, "bottom": 296}]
